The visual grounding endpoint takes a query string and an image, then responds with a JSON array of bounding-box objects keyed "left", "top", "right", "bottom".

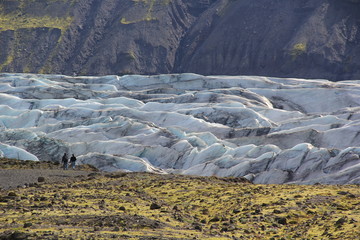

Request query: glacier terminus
[{"left": 0, "top": 73, "right": 360, "bottom": 184}]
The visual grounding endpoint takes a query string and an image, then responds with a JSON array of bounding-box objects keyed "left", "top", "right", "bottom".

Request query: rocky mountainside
[{"left": 0, "top": 0, "right": 360, "bottom": 81}]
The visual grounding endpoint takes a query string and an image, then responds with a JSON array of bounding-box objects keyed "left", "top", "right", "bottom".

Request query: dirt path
[{"left": 0, "top": 169, "right": 92, "bottom": 189}]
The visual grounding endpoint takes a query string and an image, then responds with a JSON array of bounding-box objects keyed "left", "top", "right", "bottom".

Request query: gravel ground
[{"left": 0, "top": 169, "right": 91, "bottom": 190}]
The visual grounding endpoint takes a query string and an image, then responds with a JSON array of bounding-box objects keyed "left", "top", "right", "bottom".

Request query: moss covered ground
[
  {"left": 0, "top": 0, "right": 74, "bottom": 32},
  {"left": 0, "top": 159, "right": 359, "bottom": 239}
]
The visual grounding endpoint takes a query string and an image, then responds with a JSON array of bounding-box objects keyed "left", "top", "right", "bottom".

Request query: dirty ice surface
[{"left": 0, "top": 73, "right": 360, "bottom": 184}]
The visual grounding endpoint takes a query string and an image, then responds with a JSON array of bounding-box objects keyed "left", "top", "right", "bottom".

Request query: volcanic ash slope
[{"left": 0, "top": 73, "right": 360, "bottom": 184}]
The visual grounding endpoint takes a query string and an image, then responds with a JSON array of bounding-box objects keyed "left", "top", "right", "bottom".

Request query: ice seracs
[
  {"left": 0, "top": 143, "right": 39, "bottom": 161},
  {"left": 0, "top": 73, "right": 359, "bottom": 184}
]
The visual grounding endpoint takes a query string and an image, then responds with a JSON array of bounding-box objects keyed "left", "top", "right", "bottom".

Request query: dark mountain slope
[
  {"left": 0, "top": 0, "right": 359, "bottom": 80},
  {"left": 174, "top": 0, "right": 360, "bottom": 80},
  {"left": 0, "top": 0, "right": 209, "bottom": 75}
]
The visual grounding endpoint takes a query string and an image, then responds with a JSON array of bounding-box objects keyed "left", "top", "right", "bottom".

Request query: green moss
[
  {"left": 0, "top": 14, "right": 73, "bottom": 31},
  {"left": 161, "top": 0, "right": 172, "bottom": 5},
  {"left": 128, "top": 50, "right": 137, "bottom": 60},
  {"left": 120, "top": 0, "right": 158, "bottom": 24},
  {"left": 0, "top": 55, "right": 13, "bottom": 71},
  {"left": 0, "top": 0, "right": 75, "bottom": 31},
  {"left": 17, "top": 0, "right": 78, "bottom": 8},
  {"left": 0, "top": 169, "right": 359, "bottom": 239},
  {"left": 146, "top": 0, "right": 156, "bottom": 20},
  {"left": 0, "top": 0, "right": 75, "bottom": 73},
  {"left": 290, "top": 42, "right": 307, "bottom": 60}
]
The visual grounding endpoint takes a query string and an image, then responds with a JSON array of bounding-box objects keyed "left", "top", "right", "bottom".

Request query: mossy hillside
[
  {"left": 0, "top": 0, "right": 74, "bottom": 31},
  {"left": 0, "top": 167, "right": 359, "bottom": 239},
  {"left": 0, "top": 14, "right": 72, "bottom": 32},
  {"left": 0, "top": 0, "right": 75, "bottom": 72},
  {"left": 120, "top": 0, "right": 171, "bottom": 24}
]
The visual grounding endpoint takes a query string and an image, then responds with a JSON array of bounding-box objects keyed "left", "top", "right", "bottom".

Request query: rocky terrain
[
  {"left": 0, "top": 73, "right": 360, "bottom": 184},
  {"left": 0, "top": 159, "right": 359, "bottom": 239},
  {"left": 0, "top": 158, "right": 98, "bottom": 189},
  {"left": 1, "top": 0, "right": 360, "bottom": 80}
]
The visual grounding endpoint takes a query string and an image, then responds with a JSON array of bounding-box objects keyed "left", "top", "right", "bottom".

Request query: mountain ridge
[{"left": 1, "top": 0, "right": 360, "bottom": 80}]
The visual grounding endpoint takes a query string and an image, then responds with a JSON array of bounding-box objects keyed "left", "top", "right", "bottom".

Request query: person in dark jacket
[
  {"left": 70, "top": 154, "right": 77, "bottom": 170},
  {"left": 62, "top": 153, "right": 68, "bottom": 170}
]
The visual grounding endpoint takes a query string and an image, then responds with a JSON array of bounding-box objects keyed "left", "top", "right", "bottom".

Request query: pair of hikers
[{"left": 62, "top": 153, "right": 77, "bottom": 170}]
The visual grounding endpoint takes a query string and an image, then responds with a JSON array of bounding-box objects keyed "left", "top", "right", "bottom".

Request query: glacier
[{"left": 0, "top": 73, "right": 359, "bottom": 184}]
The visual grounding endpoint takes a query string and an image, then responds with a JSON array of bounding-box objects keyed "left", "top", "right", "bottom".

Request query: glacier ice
[{"left": 0, "top": 73, "right": 359, "bottom": 184}]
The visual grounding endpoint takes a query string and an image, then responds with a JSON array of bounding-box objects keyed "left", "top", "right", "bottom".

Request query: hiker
[
  {"left": 70, "top": 154, "right": 77, "bottom": 170},
  {"left": 62, "top": 153, "right": 68, "bottom": 170}
]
